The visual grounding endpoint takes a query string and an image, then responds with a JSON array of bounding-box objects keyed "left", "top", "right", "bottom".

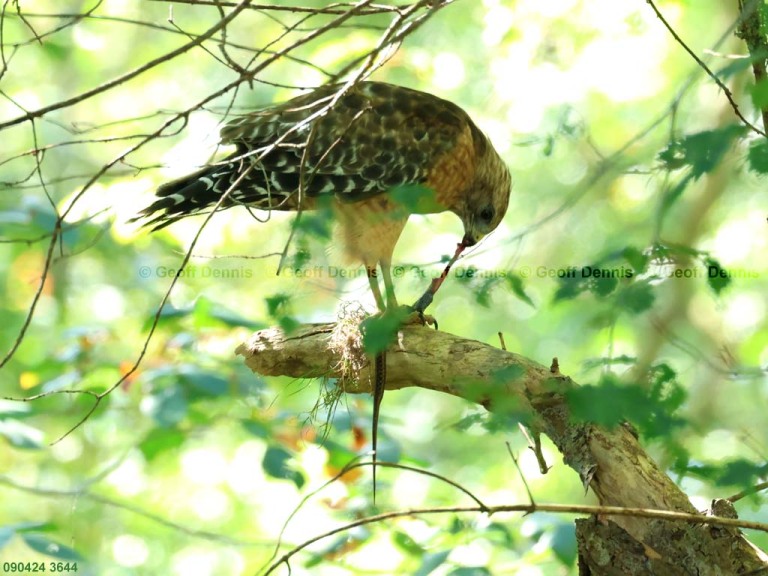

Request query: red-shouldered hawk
[
  {"left": 134, "top": 81, "right": 511, "bottom": 503},
  {"left": 133, "top": 81, "right": 511, "bottom": 312}
]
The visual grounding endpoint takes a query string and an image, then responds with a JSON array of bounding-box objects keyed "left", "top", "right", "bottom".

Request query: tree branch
[
  {"left": 737, "top": 0, "right": 768, "bottom": 136},
  {"left": 236, "top": 323, "right": 768, "bottom": 574}
]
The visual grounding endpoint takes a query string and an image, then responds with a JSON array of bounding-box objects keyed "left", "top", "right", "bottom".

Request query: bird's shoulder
[
  {"left": 220, "top": 82, "right": 472, "bottom": 150},
  {"left": 217, "top": 82, "right": 484, "bottom": 202}
]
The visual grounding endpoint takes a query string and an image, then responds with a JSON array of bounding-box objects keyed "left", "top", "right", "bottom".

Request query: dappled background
[{"left": 1, "top": 1, "right": 766, "bottom": 574}]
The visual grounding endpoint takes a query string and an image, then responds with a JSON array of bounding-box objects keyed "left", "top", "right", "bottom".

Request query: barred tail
[
  {"left": 130, "top": 157, "right": 247, "bottom": 230},
  {"left": 132, "top": 154, "right": 309, "bottom": 230}
]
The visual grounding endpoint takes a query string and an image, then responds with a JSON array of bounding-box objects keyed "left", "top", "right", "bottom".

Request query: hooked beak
[{"left": 462, "top": 232, "right": 478, "bottom": 247}]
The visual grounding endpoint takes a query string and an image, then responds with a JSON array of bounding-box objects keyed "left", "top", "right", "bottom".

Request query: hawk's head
[{"left": 460, "top": 144, "right": 511, "bottom": 246}]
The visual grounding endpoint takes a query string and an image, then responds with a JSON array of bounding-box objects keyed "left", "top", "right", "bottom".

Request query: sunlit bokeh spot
[{"left": 112, "top": 534, "right": 149, "bottom": 568}]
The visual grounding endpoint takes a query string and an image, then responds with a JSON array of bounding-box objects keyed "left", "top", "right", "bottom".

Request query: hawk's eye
[{"left": 479, "top": 206, "right": 494, "bottom": 224}]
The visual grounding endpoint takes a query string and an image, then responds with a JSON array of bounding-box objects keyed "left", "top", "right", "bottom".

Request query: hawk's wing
[
  {"left": 134, "top": 82, "right": 476, "bottom": 228},
  {"left": 218, "top": 81, "right": 472, "bottom": 204}
]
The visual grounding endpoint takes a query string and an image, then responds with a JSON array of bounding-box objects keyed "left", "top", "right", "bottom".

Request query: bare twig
[
  {"left": 645, "top": 0, "right": 766, "bottom": 137},
  {"left": 263, "top": 500, "right": 768, "bottom": 576},
  {"left": 506, "top": 442, "right": 535, "bottom": 506},
  {"left": 262, "top": 458, "right": 490, "bottom": 574},
  {"left": 518, "top": 422, "right": 549, "bottom": 475},
  {"left": 146, "top": 0, "right": 403, "bottom": 16},
  {"left": 0, "top": 0, "right": 254, "bottom": 130},
  {"left": 728, "top": 480, "right": 768, "bottom": 504}
]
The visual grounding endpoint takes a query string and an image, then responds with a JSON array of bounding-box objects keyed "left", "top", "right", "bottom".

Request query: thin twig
[
  {"left": 728, "top": 480, "right": 768, "bottom": 504},
  {"left": 506, "top": 442, "right": 535, "bottom": 506},
  {"left": 263, "top": 500, "right": 768, "bottom": 575},
  {"left": 0, "top": 0, "right": 254, "bottom": 130},
  {"left": 645, "top": 0, "right": 766, "bottom": 137},
  {"left": 261, "top": 458, "right": 490, "bottom": 574}
]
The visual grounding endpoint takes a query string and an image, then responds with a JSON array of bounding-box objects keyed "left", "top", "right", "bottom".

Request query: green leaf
[
  {"left": 289, "top": 247, "right": 312, "bottom": 270},
  {"left": 448, "top": 567, "right": 491, "bottom": 576},
  {"left": 462, "top": 368, "right": 526, "bottom": 424},
  {"left": 41, "top": 371, "right": 81, "bottom": 393},
  {"left": 659, "top": 174, "right": 694, "bottom": 219},
  {"left": 717, "top": 56, "right": 755, "bottom": 79},
  {"left": 483, "top": 522, "right": 515, "bottom": 547},
  {"left": 473, "top": 277, "right": 499, "bottom": 308},
  {"left": 360, "top": 311, "right": 404, "bottom": 354},
  {"left": 704, "top": 257, "right": 731, "bottom": 294},
  {"left": 43, "top": 41, "right": 68, "bottom": 61},
  {"left": 0, "top": 401, "right": 32, "bottom": 419},
  {"left": 21, "top": 533, "right": 83, "bottom": 561},
  {"left": 388, "top": 184, "right": 444, "bottom": 213},
  {"left": 10, "top": 522, "right": 55, "bottom": 533},
  {"left": 393, "top": 531, "right": 424, "bottom": 555},
  {"left": 616, "top": 280, "right": 655, "bottom": 314},
  {"left": 542, "top": 134, "right": 554, "bottom": 156},
  {"left": 506, "top": 274, "right": 535, "bottom": 307},
  {"left": 78, "top": 366, "right": 120, "bottom": 393},
  {"left": 622, "top": 246, "right": 648, "bottom": 274},
  {"left": 451, "top": 412, "right": 488, "bottom": 432},
  {"left": 265, "top": 294, "right": 300, "bottom": 334},
  {"left": 294, "top": 194, "right": 335, "bottom": 244},
  {"left": 323, "top": 439, "right": 360, "bottom": 470},
  {"left": 648, "top": 363, "right": 683, "bottom": 406},
  {"left": 295, "top": 207, "right": 332, "bottom": 239},
  {"left": 490, "top": 365, "right": 525, "bottom": 384},
  {"left": 687, "top": 460, "right": 768, "bottom": 489},
  {"left": 589, "top": 273, "right": 618, "bottom": 297},
  {"left": 278, "top": 315, "right": 301, "bottom": 334},
  {"left": 0, "top": 526, "right": 15, "bottom": 550},
  {"left": 240, "top": 419, "right": 270, "bottom": 438},
  {"left": 553, "top": 274, "right": 584, "bottom": 301},
  {"left": 747, "top": 139, "right": 768, "bottom": 174},
  {"left": 142, "top": 302, "right": 192, "bottom": 331},
  {"left": 567, "top": 374, "right": 685, "bottom": 438},
  {"left": 147, "top": 385, "right": 188, "bottom": 428},
  {"left": 566, "top": 377, "right": 657, "bottom": 428},
  {"left": 263, "top": 445, "right": 305, "bottom": 489},
  {"left": 716, "top": 459, "right": 768, "bottom": 487},
  {"left": 415, "top": 550, "right": 451, "bottom": 576},
  {"left": 209, "top": 306, "right": 263, "bottom": 329},
  {"left": 448, "top": 516, "right": 467, "bottom": 534},
  {"left": 658, "top": 124, "right": 745, "bottom": 178},
  {"left": 190, "top": 296, "right": 212, "bottom": 326},
  {"left": 180, "top": 369, "right": 229, "bottom": 397},
  {"left": 750, "top": 78, "right": 768, "bottom": 108},
  {"left": 0, "top": 419, "right": 44, "bottom": 449},
  {"left": 139, "top": 427, "right": 185, "bottom": 461},
  {"left": 550, "top": 523, "right": 577, "bottom": 567},
  {"left": 367, "top": 434, "right": 401, "bottom": 464}
]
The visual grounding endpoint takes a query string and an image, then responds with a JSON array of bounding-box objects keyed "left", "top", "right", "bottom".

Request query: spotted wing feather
[{"left": 134, "top": 82, "right": 471, "bottom": 227}]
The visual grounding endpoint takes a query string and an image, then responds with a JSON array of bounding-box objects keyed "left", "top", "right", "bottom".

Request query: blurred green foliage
[{"left": 1, "top": 1, "right": 767, "bottom": 574}]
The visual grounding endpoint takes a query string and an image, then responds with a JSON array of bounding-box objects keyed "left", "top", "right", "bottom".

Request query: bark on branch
[{"left": 235, "top": 323, "right": 768, "bottom": 574}]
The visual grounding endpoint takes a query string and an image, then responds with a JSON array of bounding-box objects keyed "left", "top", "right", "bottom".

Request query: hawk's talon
[
  {"left": 373, "top": 304, "right": 436, "bottom": 328},
  {"left": 401, "top": 307, "right": 437, "bottom": 329}
]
